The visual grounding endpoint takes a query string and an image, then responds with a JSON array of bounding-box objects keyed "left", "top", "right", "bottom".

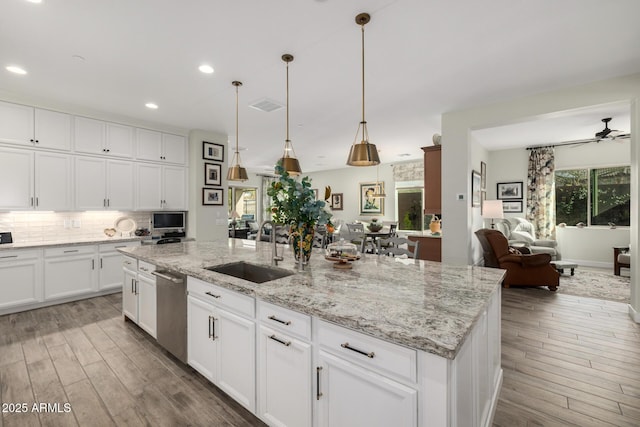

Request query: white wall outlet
[
  {"left": 71, "top": 219, "right": 81, "bottom": 228},
  {"left": 63, "top": 219, "right": 71, "bottom": 229},
  {"left": 456, "top": 193, "right": 465, "bottom": 200}
]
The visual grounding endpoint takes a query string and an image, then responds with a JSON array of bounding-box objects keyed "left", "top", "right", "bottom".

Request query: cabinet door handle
[
  {"left": 268, "top": 315, "right": 291, "bottom": 326},
  {"left": 135, "top": 280, "right": 138, "bottom": 295},
  {"left": 208, "top": 315, "right": 213, "bottom": 338},
  {"left": 209, "top": 316, "right": 218, "bottom": 340},
  {"left": 0, "top": 255, "right": 18, "bottom": 259},
  {"left": 91, "top": 259, "right": 95, "bottom": 270},
  {"left": 269, "top": 334, "right": 291, "bottom": 347},
  {"left": 35, "top": 139, "right": 39, "bottom": 144},
  {"left": 107, "top": 199, "right": 110, "bottom": 207},
  {"left": 63, "top": 249, "right": 79, "bottom": 253},
  {"left": 30, "top": 139, "right": 34, "bottom": 143},
  {"left": 30, "top": 197, "right": 34, "bottom": 207},
  {"left": 340, "top": 342, "right": 375, "bottom": 359},
  {"left": 100, "top": 258, "right": 103, "bottom": 269},
  {"left": 205, "top": 291, "right": 221, "bottom": 299},
  {"left": 316, "top": 366, "right": 323, "bottom": 400},
  {"left": 35, "top": 197, "right": 38, "bottom": 207},
  {"left": 131, "top": 278, "right": 135, "bottom": 293},
  {"left": 103, "top": 199, "right": 106, "bottom": 207}
]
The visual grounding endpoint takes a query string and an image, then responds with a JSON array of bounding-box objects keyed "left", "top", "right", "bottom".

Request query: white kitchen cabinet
[
  {"left": 187, "top": 277, "right": 256, "bottom": 412},
  {"left": 136, "top": 163, "right": 186, "bottom": 210},
  {"left": 0, "top": 100, "right": 33, "bottom": 146},
  {"left": 74, "top": 116, "right": 133, "bottom": 158},
  {"left": 122, "top": 263, "right": 138, "bottom": 322},
  {"left": 75, "top": 157, "right": 134, "bottom": 210},
  {"left": 44, "top": 245, "right": 98, "bottom": 300},
  {"left": 258, "top": 325, "right": 312, "bottom": 427},
  {"left": 0, "top": 148, "right": 33, "bottom": 210},
  {"left": 0, "top": 148, "right": 72, "bottom": 211},
  {"left": 316, "top": 350, "right": 417, "bottom": 427},
  {"left": 137, "top": 272, "right": 157, "bottom": 338},
  {"left": 98, "top": 242, "right": 141, "bottom": 291},
  {"left": 0, "top": 250, "right": 43, "bottom": 310},
  {"left": 136, "top": 128, "right": 186, "bottom": 165},
  {"left": 187, "top": 295, "right": 218, "bottom": 382},
  {"left": 0, "top": 101, "right": 72, "bottom": 150}
]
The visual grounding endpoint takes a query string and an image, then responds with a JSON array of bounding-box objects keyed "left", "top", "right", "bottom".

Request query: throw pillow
[{"left": 510, "top": 230, "right": 535, "bottom": 243}]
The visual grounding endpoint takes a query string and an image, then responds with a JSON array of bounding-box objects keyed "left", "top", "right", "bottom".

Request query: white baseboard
[
  {"left": 629, "top": 304, "right": 640, "bottom": 323},
  {"left": 561, "top": 259, "right": 613, "bottom": 269}
]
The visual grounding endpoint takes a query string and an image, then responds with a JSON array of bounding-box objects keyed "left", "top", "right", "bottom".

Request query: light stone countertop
[
  {"left": 0, "top": 236, "right": 144, "bottom": 251},
  {"left": 119, "top": 239, "right": 505, "bottom": 359}
]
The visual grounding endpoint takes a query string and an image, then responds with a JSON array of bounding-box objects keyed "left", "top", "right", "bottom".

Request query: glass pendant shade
[
  {"left": 277, "top": 54, "right": 302, "bottom": 176},
  {"left": 347, "top": 13, "right": 381, "bottom": 167},
  {"left": 228, "top": 80, "right": 248, "bottom": 182}
]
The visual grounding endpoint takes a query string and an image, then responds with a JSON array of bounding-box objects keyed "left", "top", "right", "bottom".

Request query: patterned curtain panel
[
  {"left": 261, "top": 175, "right": 276, "bottom": 222},
  {"left": 526, "top": 147, "right": 556, "bottom": 239}
]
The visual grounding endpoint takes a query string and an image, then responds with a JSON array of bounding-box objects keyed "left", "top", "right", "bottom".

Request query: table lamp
[
  {"left": 482, "top": 200, "right": 504, "bottom": 229},
  {"left": 230, "top": 210, "right": 240, "bottom": 236}
]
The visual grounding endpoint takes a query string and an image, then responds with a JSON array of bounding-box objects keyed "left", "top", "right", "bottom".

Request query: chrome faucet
[{"left": 258, "top": 220, "right": 284, "bottom": 266}]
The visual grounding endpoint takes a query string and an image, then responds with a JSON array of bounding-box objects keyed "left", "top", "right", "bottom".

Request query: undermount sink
[{"left": 205, "top": 261, "right": 294, "bottom": 284}]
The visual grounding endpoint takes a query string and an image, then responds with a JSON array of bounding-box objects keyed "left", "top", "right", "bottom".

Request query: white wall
[
  {"left": 188, "top": 129, "right": 228, "bottom": 242},
  {"left": 486, "top": 139, "right": 631, "bottom": 265},
  {"left": 305, "top": 163, "right": 396, "bottom": 225}
]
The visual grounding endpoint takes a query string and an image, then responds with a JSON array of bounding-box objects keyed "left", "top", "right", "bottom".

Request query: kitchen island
[{"left": 120, "top": 239, "right": 504, "bottom": 427}]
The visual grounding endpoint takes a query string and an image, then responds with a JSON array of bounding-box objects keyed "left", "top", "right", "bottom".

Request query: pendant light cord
[
  {"left": 361, "top": 23, "right": 366, "bottom": 125},
  {"left": 235, "top": 84, "right": 240, "bottom": 156},
  {"left": 286, "top": 60, "right": 290, "bottom": 142}
]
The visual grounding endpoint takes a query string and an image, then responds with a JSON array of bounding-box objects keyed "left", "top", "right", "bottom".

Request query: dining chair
[
  {"left": 344, "top": 223, "right": 367, "bottom": 253},
  {"left": 377, "top": 236, "right": 419, "bottom": 259}
]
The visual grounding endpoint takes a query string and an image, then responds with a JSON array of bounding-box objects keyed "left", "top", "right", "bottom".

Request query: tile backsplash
[{"left": 0, "top": 211, "right": 153, "bottom": 243}]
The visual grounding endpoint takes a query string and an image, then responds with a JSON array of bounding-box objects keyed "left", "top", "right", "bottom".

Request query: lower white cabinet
[
  {"left": 315, "top": 350, "right": 417, "bottom": 427},
  {"left": 137, "top": 271, "right": 157, "bottom": 338},
  {"left": 187, "top": 278, "right": 256, "bottom": 412},
  {"left": 0, "top": 250, "right": 43, "bottom": 309},
  {"left": 99, "top": 242, "right": 139, "bottom": 291},
  {"left": 122, "top": 258, "right": 157, "bottom": 339},
  {"left": 44, "top": 245, "right": 97, "bottom": 300},
  {"left": 258, "top": 325, "right": 312, "bottom": 427}
]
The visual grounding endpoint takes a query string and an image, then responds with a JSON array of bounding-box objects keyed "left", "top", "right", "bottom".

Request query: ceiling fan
[{"left": 595, "top": 117, "right": 626, "bottom": 141}]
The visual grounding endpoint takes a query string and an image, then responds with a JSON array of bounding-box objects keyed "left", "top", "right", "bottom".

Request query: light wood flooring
[
  {"left": 1, "top": 289, "right": 639, "bottom": 426},
  {"left": 0, "top": 294, "right": 264, "bottom": 427}
]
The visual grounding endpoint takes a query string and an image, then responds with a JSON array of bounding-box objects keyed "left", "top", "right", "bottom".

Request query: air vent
[{"left": 249, "top": 98, "right": 284, "bottom": 113}]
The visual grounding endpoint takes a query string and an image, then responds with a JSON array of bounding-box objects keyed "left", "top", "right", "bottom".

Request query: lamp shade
[
  {"left": 347, "top": 141, "right": 380, "bottom": 166},
  {"left": 227, "top": 164, "right": 248, "bottom": 181},
  {"left": 482, "top": 200, "right": 504, "bottom": 219}
]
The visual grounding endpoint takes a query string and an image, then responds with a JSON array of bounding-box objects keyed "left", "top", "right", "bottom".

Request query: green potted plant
[{"left": 267, "top": 164, "right": 332, "bottom": 262}]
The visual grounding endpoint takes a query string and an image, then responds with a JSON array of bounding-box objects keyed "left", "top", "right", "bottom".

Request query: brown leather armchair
[{"left": 475, "top": 229, "right": 559, "bottom": 291}]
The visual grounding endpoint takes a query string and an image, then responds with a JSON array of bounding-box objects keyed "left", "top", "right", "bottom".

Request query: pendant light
[
  {"left": 347, "top": 12, "right": 380, "bottom": 167},
  {"left": 277, "top": 54, "right": 302, "bottom": 175},
  {"left": 227, "top": 81, "right": 248, "bottom": 181}
]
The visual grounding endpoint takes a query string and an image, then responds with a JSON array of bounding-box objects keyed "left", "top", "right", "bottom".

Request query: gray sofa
[{"left": 495, "top": 218, "right": 561, "bottom": 260}]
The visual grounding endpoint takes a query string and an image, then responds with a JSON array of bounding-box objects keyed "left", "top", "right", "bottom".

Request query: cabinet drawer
[
  {"left": 122, "top": 255, "right": 137, "bottom": 270},
  {"left": 138, "top": 260, "right": 156, "bottom": 274},
  {"left": 45, "top": 245, "right": 95, "bottom": 258},
  {"left": 100, "top": 241, "right": 140, "bottom": 253},
  {"left": 0, "top": 249, "right": 40, "bottom": 262},
  {"left": 317, "top": 320, "right": 417, "bottom": 383},
  {"left": 187, "top": 276, "right": 254, "bottom": 318},
  {"left": 257, "top": 300, "right": 311, "bottom": 341}
]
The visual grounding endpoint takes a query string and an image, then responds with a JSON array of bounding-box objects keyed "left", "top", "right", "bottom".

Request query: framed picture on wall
[
  {"left": 203, "top": 141, "right": 224, "bottom": 162},
  {"left": 359, "top": 182, "right": 384, "bottom": 215},
  {"left": 480, "top": 161, "right": 487, "bottom": 190},
  {"left": 204, "top": 163, "right": 221, "bottom": 186},
  {"left": 480, "top": 190, "right": 487, "bottom": 215},
  {"left": 471, "top": 170, "right": 481, "bottom": 207},
  {"left": 497, "top": 182, "right": 523, "bottom": 200},
  {"left": 202, "top": 188, "right": 223, "bottom": 205},
  {"left": 331, "top": 193, "right": 343, "bottom": 210},
  {"left": 503, "top": 200, "right": 523, "bottom": 213}
]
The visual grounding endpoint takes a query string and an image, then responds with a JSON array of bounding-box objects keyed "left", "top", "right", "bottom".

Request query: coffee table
[{"left": 551, "top": 260, "right": 578, "bottom": 276}]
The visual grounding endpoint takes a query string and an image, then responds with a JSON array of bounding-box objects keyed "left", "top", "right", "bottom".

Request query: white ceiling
[{"left": 1, "top": 0, "right": 640, "bottom": 172}]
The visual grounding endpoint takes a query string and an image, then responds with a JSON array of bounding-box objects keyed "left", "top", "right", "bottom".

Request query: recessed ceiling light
[
  {"left": 6, "top": 65, "right": 27, "bottom": 75},
  {"left": 198, "top": 64, "right": 214, "bottom": 74},
  {"left": 398, "top": 153, "right": 411, "bottom": 157},
  {"left": 26, "top": 0, "right": 42, "bottom": 4},
  {"left": 71, "top": 54, "right": 86, "bottom": 61},
  {"left": 145, "top": 103, "right": 158, "bottom": 109}
]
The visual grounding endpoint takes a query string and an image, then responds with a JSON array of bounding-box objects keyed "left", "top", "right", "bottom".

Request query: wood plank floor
[
  {"left": 0, "top": 294, "right": 265, "bottom": 427},
  {"left": 494, "top": 288, "right": 640, "bottom": 427},
  {"left": 1, "top": 289, "right": 639, "bottom": 426}
]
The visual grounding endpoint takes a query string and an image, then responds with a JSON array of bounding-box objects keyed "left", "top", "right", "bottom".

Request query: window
[
  {"left": 555, "top": 166, "right": 630, "bottom": 226},
  {"left": 396, "top": 187, "right": 423, "bottom": 231},
  {"left": 228, "top": 187, "right": 257, "bottom": 221}
]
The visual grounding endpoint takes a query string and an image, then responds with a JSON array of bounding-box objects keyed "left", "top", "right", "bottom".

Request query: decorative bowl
[{"left": 325, "top": 240, "right": 360, "bottom": 269}]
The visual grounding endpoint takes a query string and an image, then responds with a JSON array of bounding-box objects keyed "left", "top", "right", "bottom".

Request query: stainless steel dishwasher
[{"left": 152, "top": 270, "right": 188, "bottom": 363}]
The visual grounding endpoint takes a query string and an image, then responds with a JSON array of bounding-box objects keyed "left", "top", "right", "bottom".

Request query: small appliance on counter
[{"left": 0, "top": 232, "right": 13, "bottom": 244}]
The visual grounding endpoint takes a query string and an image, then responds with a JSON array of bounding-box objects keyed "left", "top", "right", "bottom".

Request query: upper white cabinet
[
  {"left": 136, "top": 128, "right": 186, "bottom": 165},
  {"left": 0, "top": 148, "right": 72, "bottom": 211},
  {"left": 75, "top": 157, "right": 134, "bottom": 210},
  {"left": 136, "top": 164, "right": 187, "bottom": 211},
  {"left": 74, "top": 117, "right": 134, "bottom": 158},
  {"left": 0, "top": 101, "right": 72, "bottom": 150}
]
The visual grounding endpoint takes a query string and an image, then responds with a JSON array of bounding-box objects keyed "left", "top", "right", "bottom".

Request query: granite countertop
[
  {"left": 119, "top": 240, "right": 504, "bottom": 359},
  {"left": 0, "top": 236, "right": 144, "bottom": 251}
]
